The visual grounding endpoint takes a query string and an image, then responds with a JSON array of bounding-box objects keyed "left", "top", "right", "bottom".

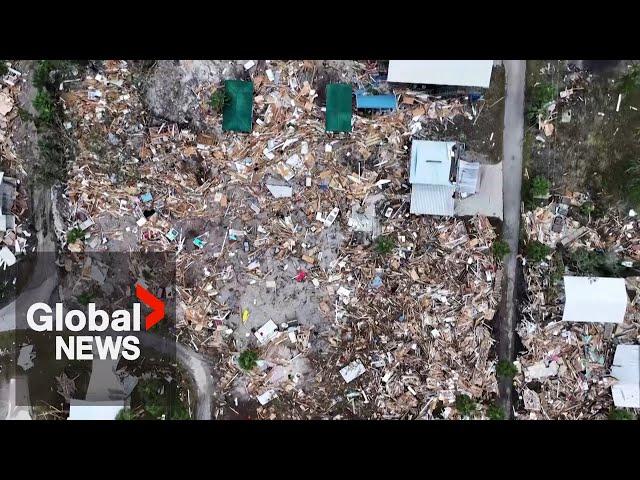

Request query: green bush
[
  {"left": 617, "top": 65, "right": 640, "bottom": 95},
  {"left": 530, "top": 176, "right": 550, "bottom": 197},
  {"left": 116, "top": 408, "right": 134, "bottom": 420},
  {"left": 374, "top": 236, "right": 395, "bottom": 255},
  {"left": 608, "top": 408, "right": 636, "bottom": 420},
  {"left": 33, "top": 89, "right": 57, "bottom": 124},
  {"left": 67, "top": 227, "right": 84, "bottom": 244},
  {"left": 36, "top": 135, "right": 68, "bottom": 185},
  {"left": 492, "top": 240, "right": 510, "bottom": 260},
  {"left": 580, "top": 201, "right": 594, "bottom": 217},
  {"left": 455, "top": 394, "right": 476, "bottom": 417},
  {"left": 568, "top": 247, "right": 623, "bottom": 277},
  {"left": 496, "top": 360, "right": 518, "bottom": 379},
  {"left": 238, "top": 349, "right": 258, "bottom": 371},
  {"left": 527, "top": 82, "right": 557, "bottom": 121},
  {"left": 0, "top": 61, "right": 7, "bottom": 77},
  {"left": 526, "top": 241, "right": 551, "bottom": 263},
  {"left": 209, "top": 90, "right": 230, "bottom": 112},
  {"left": 487, "top": 403, "right": 505, "bottom": 420},
  {"left": 76, "top": 290, "right": 95, "bottom": 306}
]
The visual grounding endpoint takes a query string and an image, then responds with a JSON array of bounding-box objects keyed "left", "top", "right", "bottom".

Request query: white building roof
[
  {"left": 409, "top": 140, "right": 455, "bottom": 186},
  {"left": 387, "top": 60, "right": 493, "bottom": 88},
  {"left": 562, "top": 276, "right": 627, "bottom": 324},
  {"left": 611, "top": 344, "right": 640, "bottom": 408},
  {"left": 410, "top": 184, "right": 455, "bottom": 216},
  {"left": 68, "top": 400, "right": 124, "bottom": 420}
]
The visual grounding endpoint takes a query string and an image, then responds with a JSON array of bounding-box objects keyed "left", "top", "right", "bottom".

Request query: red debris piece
[{"left": 295, "top": 270, "right": 307, "bottom": 282}]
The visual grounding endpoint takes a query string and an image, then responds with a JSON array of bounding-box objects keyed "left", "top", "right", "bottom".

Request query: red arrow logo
[{"left": 135, "top": 283, "right": 165, "bottom": 330}]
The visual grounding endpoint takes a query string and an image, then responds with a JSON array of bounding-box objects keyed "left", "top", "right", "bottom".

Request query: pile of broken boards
[
  {"left": 61, "top": 60, "right": 502, "bottom": 418},
  {"left": 517, "top": 199, "right": 640, "bottom": 419},
  {"left": 0, "top": 63, "right": 32, "bottom": 266}
]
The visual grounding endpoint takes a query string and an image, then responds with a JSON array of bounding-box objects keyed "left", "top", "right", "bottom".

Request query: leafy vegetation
[
  {"left": 626, "top": 159, "right": 640, "bottom": 208},
  {"left": 374, "top": 236, "right": 395, "bottom": 255},
  {"left": 608, "top": 408, "right": 636, "bottom": 420},
  {"left": 567, "top": 247, "right": 623, "bottom": 277},
  {"left": 530, "top": 176, "right": 551, "bottom": 197},
  {"left": 76, "top": 290, "right": 95, "bottom": 306},
  {"left": 0, "top": 61, "right": 7, "bottom": 77},
  {"left": 617, "top": 65, "right": 640, "bottom": 95},
  {"left": 492, "top": 240, "right": 510, "bottom": 260},
  {"left": 527, "top": 82, "right": 557, "bottom": 122},
  {"left": 526, "top": 241, "right": 551, "bottom": 263},
  {"left": 33, "top": 89, "right": 57, "bottom": 125},
  {"left": 496, "top": 360, "right": 518, "bottom": 379},
  {"left": 238, "top": 349, "right": 258, "bottom": 371},
  {"left": 137, "top": 378, "right": 190, "bottom": 420},
  {"left": 487, "top": 403, "right": 505, "bottom": 420},
  {"left": 116, "top": 408, "right": 135, "bottom": 420},
  {"left": 209, "top": 89, "right": 230, "bottom": 112},
  {"left": 66, "top": 227, "right": 84, "bottom": 244},
  {"left": 455, "top": 394, "right": 476, "bottom": 417}
]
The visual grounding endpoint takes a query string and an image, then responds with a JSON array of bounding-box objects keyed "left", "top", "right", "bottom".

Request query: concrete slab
[{"left": 455, "top": 162, "right": 503, "bottom": 219}]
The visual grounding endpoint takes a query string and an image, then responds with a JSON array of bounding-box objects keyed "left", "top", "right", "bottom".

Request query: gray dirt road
[{"left": 499, "top": 60, "right": 526, "bottom": 418}]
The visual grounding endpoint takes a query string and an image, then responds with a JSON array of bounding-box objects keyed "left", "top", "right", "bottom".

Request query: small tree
[
  {"left": 530, "top": 176, "right": 551, "bottom": 198},
  {"left": 487, "top": 403, "right": 505, "bottom": 420},
  {"left": 455, "top": 394, "right": 476, "bottom": 418},
  {"left": 238, "top": 349, "right": 258, "bottom": 371},
  {"left": 496, "top": 360, "right": 518, "bottom": 379},
  {"left": 608, "top": 408, "right": 636, "bottom": 420},
  {"left": 526, "top": 241, "right": 551, "bottom": 263},
  {"left": 492, "top": 240, "right": 510, "bottom": 260},
  {"left": 374, "top": 236, "right": 395, "bottom": 255},
  {"left": 209, "top": 90, "right": 230, "bottom": 113}
]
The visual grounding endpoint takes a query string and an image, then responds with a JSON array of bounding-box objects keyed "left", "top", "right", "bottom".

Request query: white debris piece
[
  {"left": 340, "top": 359, "right": 366, "bottom": 383},
  {"left": 524, "top": 361, "right": 559, "bottom": 380},
  {"left": 324, "top": 207, "right": 339, "bottom": 227},
  {"left": 79, "top": 218, "right": 95, "bottom": 231},
  {"left": 243, "top": 60, "right": 255, "bottom": 70},
  {"left": 0, "top": 246, "right": 17, "bottom": 267},
  {"left": 266, "top": 184, "right": 293, "bottom": 198},
  {"left": 255, "top": 320, "right": 278, "bottom": 345},
  {"left": 266, "top": 69, "right": 275, "bottom": 82},
  {"left": 17, "top": 345, "right": 35, "bottom": 371},
  {"left": 629, "top": 209, "right": 637, "bottom": 217},
  {"left": 257, "top": 389, "right": 277, "bottom": 405}
]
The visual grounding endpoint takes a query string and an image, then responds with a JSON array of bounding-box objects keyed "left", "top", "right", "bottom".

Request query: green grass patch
[
  {"left": 492, "top": 239, "right": 510, "bottom": 260},
  {"left": 608, "top": 408, "right": 636, "bottom": 420},
  {"left": 487, "top": 403, "right": 505, "bottom": 420},
  {"left": 455, "top": 394, "right": 476, "bottom": 418},
  {"left": 496, "top": 360, "right": 518, "bottom": 379}
]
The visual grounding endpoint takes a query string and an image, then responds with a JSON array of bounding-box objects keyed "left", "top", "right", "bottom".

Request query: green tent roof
[
  {"left": 223, "top": 80, "right": 253, "bottom": 133},
  {"left": 325, "top": 83, "right": 352, "bottom": 133}
]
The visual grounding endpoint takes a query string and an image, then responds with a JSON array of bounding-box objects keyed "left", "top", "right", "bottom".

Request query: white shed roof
[
  {"left": 562, "top": 276, "right": 627, "bottom": 324},
  {"left": 409, "top": 140, "right": 455, "bottom": 186},
  {"left": 611, "top": 344, "right": 639, "bottom": 408},
  {"left": 387, "top": 60, "right": 493, "bottom": 88}
]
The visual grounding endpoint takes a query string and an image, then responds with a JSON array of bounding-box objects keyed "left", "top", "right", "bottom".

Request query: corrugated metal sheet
[
  {"left": 355, "top": 94, "right": 397, "bottom": 110},
  {"left": 457, "top": 159, "right": 480, "bottom": 194},
  {"left": 409, "top": 140, "right": 455, "bottom": 186},
  {"left": 611, "top": 344, "right": 640, "bottom": 408},
  {"left": 387, "top": 60, "right": 493, "bottom": 88},
  {"left": 562, "top": 276, "right": 628, "bottom": 324},
  {"left": 410, "top": 184, "right": 455, "bottom": 216}
]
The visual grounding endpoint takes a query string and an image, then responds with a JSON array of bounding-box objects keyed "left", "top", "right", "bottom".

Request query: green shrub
[
  {"left": 617, "top": 65, "right": 640, "bottom": 95},
  {"left": 455, "top": 394, "right": 476, "bottom": 417},
  {"left": 116, "top": 408, "right": 134, "bottom": 420},
  {"left": 76, "top": 290, "right": 95, "bottom": 306},
  {"left": 238, "top": 349, "right": 258, "bottom": 371},
  {"left": 374, "top": 236, "right": 395, "bottom": 255},
  {"left": 67, "top": 227, "right": 84, "bottom": 244},
  {"left": 36, "top": 135, "right": 68, "bottom": 185},
  {"left": 530, "top": 176, "right": 550, "bottom": 197},
  {"left": 209, "top": 90, "right": 230, "bottom": 112},
  {"left": 487, "top": 403, "right": 505, "bottom": 420},
  {"left": 608, "top": 408, "right": 636, "bottom": 420},
  {"left": 526, "top": 241, "right": 551, "bottom": 263},
  {"left": 580, "top": 201, "right": 594, "bottom": 217},
  {"left": 527, "top": 82, "right": 557, "bottom": 121},
  {"left": 0, "top": 61, "right": 7, "bottom": 77},
  {"left": 568, "top": 247, "right": 623, "bottom": 277},
  {"left": 492, "top": 240, "right": 510, "bottom": 260},
  {"left": 496, "top": 360, "right": 518, "bottom": 379},
  {"left": 33, "top": 89, "right": 57, "bottom": 124}
]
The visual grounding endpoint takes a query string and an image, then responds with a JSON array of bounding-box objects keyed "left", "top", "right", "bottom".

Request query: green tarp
[
  {"left": 325, "top": 83, "right": 352, "bottom": 132},
  {"left": 223, "top": 80, "right": 253, "bottom": 133}
]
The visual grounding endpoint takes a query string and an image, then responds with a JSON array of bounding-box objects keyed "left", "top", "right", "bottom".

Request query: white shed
[
  {"left": 387, "top": 60, "right": 493, "bottom": 88},
  {"left": 611, "top": 344, "right": 640, "bottom": 408},
  {"left": 562, "top": 276, "right": 627, "bottom": 323}
]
